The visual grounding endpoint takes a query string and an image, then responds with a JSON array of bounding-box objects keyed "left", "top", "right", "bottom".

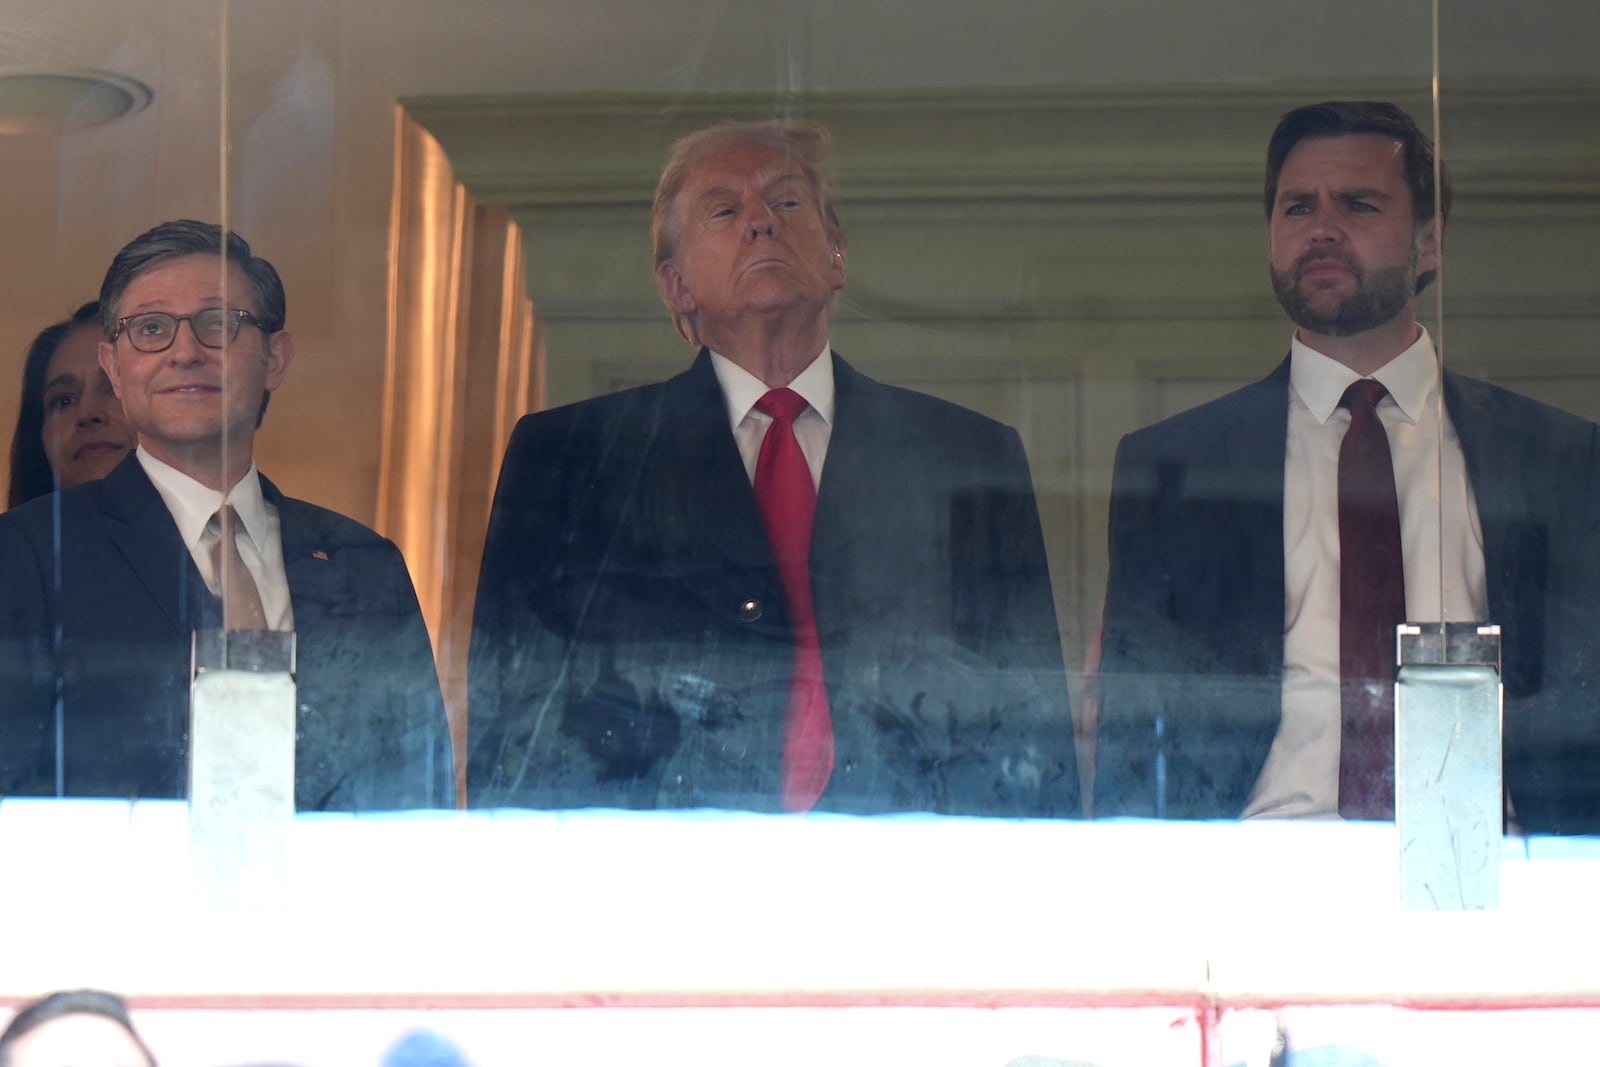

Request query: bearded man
[{"left": 1094, "top": 101, "right": 1600, "bottom": 833}]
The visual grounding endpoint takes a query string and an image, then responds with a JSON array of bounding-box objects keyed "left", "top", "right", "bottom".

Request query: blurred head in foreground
[{"left": 0, "top": 990, "right": 156, "bottom": 1067}]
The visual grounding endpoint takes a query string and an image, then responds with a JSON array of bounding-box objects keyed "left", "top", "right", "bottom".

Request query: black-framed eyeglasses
[{"left": 110, "top": 309, "right": 270, "bottom": 354}]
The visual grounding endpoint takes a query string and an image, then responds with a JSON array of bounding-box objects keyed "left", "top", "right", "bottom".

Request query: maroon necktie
[
  {"left": 1337, "top": 379, "right": 1405, "bottom": 819},
  {"left": 754, "top": 388, "right": 833, "bottom": 811}
]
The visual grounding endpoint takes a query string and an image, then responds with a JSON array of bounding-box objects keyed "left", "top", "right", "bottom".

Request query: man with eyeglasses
[{"left": 0, "top": 219, "right": 452, "bottom": 811}]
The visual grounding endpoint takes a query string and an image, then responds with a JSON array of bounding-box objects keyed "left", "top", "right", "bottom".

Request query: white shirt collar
[
  {"left": 136, "top": 446, "right": 269, "bottom": 552},
  {"left": 709, "top": 344, "right": 836, "bottom": 430},
  {"left": 1289, "top": 327, "right": 1437, "bottom": 425}
]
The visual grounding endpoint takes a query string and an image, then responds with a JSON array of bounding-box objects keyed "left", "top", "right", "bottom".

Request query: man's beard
[{"left": 1270, "top": 249, "right": 1416, "bottom": 338}]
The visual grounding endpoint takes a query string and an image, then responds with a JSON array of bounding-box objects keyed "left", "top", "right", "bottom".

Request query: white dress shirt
[
  {"left": 137, "top": 447, "right": 295, "bottom": 631},
  {"left": 1244, "top": 328, "right": 1487, "bottom": 818},
  {"left": 710, "top": 344, "right": 835, "bottom": 489}
]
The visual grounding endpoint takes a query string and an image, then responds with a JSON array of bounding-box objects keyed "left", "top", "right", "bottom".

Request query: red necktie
[
  {"left": 1337, "top": 379, "right": 1405, "bottom": 819},
  {"left": 753, "top": 388, "right": 833, "bottom": 811}
]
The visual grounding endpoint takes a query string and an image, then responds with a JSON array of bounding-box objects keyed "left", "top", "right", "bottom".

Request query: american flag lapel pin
[{"left": 312, "top": 549, "right": 330, "bottom": 561}]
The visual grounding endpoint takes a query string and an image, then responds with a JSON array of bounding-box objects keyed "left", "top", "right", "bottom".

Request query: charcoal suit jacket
[
  {"left": 468, "top": 350, "right": 1078, "bottom": 816},
  {"left": 0, "top": 453, "right": 452, "bottom": 810},
  {"left": 1095, "top": 358, "right": 1600, "bottom": 834}
]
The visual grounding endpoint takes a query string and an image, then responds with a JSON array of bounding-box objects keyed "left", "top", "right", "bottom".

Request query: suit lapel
[
  {"left": 652, "top": 351, "right": 776, "bottom": 577},
  {"left": 99, "top": 457, "right": 207, "bottom": 634},
  {"left": 1444, "top": 372, "right": 1537, "bottom": 679},
  {"left": 1446, "top": 372, "right": 1526, "bottom": 595},
  {"left": 1219, "top": 358, "right": 1292, "bottom": 675},
  {"left": 266, "top": 478, "right": 324, "bottom": 639},
  {"left": 811, "top": 353, "right": 891, "bottom": 563},
  {"left": 650, "top": 350, "right": 893, "bottom": 576},
  {"left": 804, "top": 355, "right": 903, "bottom": 643}
]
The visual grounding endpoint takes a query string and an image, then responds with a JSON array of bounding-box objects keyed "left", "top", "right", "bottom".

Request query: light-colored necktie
[{"left": 208, "top": 503, "right": 270, "bottom": 631}]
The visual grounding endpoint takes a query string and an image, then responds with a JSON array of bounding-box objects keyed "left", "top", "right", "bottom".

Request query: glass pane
[
  {"left": 37, "top": 0, "right": 1600, "bottom": 1051},
  {"left": 1434, "top": 4, "right": 1600, "bottom": 836},
  {"left": 0, "top": 0, "right": 229, "bottom": 800}
]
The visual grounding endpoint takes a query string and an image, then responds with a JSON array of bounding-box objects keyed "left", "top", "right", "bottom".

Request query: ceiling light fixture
[{"left": 0, "top": 68, "right": 153, "bottom": 136}]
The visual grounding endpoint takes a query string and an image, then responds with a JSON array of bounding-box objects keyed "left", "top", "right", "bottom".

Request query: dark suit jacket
[
  {"left": 468, "top": 350, "right": 1077, "bottom": 816},
  {"left": 0, "top": 454, "right": 452, "bottom": 811},
  {"left": 1096, "top": 359, "right": 1600, "bottom": 834}
]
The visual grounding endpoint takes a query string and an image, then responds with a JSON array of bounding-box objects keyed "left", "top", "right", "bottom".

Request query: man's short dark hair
[
  {"left": 1264, "top": 101, "right": 1453, "bottom": 227},
  {"left": 0, "top": 989, "right": 156, "bottom": 1067},
  {"left": 99, "top": 219, "right": 286, "bottom": 425}
]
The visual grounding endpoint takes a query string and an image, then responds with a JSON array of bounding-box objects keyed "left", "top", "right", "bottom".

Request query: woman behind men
[{"left": 7, "top": 302, "right": 136, "bottom": 508}]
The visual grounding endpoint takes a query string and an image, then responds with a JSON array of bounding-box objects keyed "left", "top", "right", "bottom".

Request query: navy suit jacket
[
  {"left": 468, "top": 350, "right": 1078, "bottom": 816},
  {"left": 1095, "top": 358, "right": 1600, "bottom": 834},
  {"left": 0, "top": 454, "right": 452, "bottom": 811}
]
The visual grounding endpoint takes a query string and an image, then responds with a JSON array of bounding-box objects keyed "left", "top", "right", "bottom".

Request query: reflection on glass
[
  {"left": 1097, "top": 102, "right": 1453, "bottom": 823},
  {"left": 1096, "top": 97, "right": 1600, "bottom": 836},
  {"left": 0, "top": 222, "right": 451, "bottom": 811},
  {"left": 4, "top": 0, "right": 1600, "bottom": 1045},
  {"left": 466, "top": 119, "right": 1078, "bottom": 817}
]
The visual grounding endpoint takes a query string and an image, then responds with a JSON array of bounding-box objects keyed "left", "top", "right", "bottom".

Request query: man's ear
[
  {"left": 98, "top": 340, "right": 122, "bottom": 398},
  {"left": 263, "top": 329, "right": 295, "bottom": 390},
  {"left": 656, "top": 261, "right": 697, "bottom": 316},
  {"left": 1416, "top": 216, "right": 1442, "bottom": 280}
]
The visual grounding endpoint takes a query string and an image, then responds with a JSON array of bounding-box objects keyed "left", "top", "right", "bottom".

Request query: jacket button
[{"left": 737, "top": 598, "right": 762, "bottom": 622}]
